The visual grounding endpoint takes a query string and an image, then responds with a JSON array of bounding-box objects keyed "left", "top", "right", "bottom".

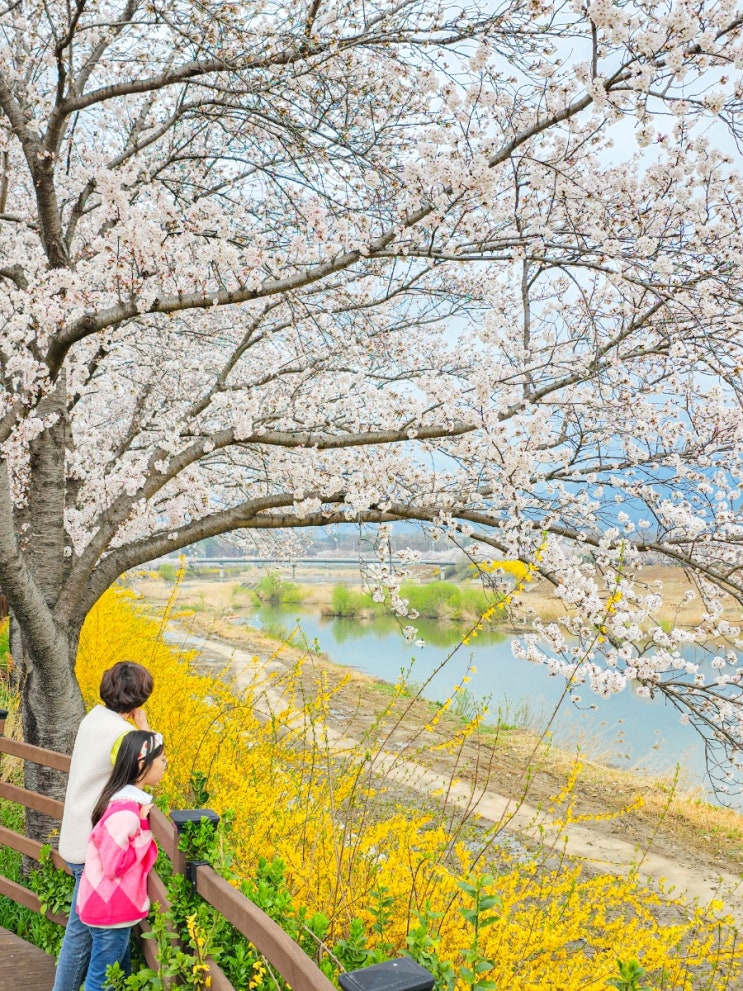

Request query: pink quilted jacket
[{"left": 77, "top": 797, "right": 158, "bottom": 927}]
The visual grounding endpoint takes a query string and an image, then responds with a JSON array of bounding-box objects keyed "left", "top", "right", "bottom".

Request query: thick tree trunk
[
  {"left": 27, "top": 375, "right": 69, "bottom": 598},
  {"left": 11, "top": 618, "right": 85, "bottom": 845},
  {"left": 8, "top": 613, "right": 21, "bottom": 696},
  {"left": 7, "top": 373, "right": 88, "bottom": 843}
]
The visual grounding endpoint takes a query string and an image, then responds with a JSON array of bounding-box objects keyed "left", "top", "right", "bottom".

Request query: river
[{"left": 242, "top": 602, "right": 720, "bottom": 800}]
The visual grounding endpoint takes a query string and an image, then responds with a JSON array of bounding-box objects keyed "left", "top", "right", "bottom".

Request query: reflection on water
[
  {"left": 244, "top": 603, "right": 718, "bottom": 799},
  {"left": 322, "top": 612, "right": 508, "bottom": 649}
]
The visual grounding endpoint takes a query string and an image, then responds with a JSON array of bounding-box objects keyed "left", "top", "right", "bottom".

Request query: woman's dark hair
[
  {"left": 99, "top": 661, "right": 154, "bottom": 712},
  {"left": 91, "top": 730, "right": 164, "bottom": 826}
]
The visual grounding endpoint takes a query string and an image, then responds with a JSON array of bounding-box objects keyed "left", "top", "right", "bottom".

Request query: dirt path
[{"left": 172, "top": 620, "right": 743, "bottom": 925}]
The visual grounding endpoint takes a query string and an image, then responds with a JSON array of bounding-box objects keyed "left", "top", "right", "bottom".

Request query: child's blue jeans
[
  {"left": 52, "top": 862, "right": 88, "bottom": 991},
  {"left": 52, "top": 862, "right": 132, "bottom": 991},
  {"left": 84, "top": 923, "right": 133, "bottom": 991}
]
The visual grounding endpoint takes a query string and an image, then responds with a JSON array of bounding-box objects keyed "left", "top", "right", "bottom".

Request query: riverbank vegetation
[
  {"left": 147, "top": 569, "right": 504, "bottom": 626},
  {"left": 2, "top": 594, "right": 743, "bottom": 990},
  {"left": 326, "top": 584, "right": 380, "bottom": 617},
  {"left": 252, "top": 571, "right": 305, "bottom": 606},
  {"left": 170, "top": 569, "right": 502, "bottom": 625},
  {"left": 322, "top": 582, "right": 495, "bottom": 622},
  {"left": 142, "top": 559, "right": 734, "bottom": 634}
]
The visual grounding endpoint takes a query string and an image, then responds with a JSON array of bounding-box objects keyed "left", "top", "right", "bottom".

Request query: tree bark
[
  {"left": 13, "top": 620, "right": 84, "bottom": 846},
  {"left": 28, "top": 375, "right": 69, "bottom": 600},
  {"left": 9, "top": 374, "right": 87, "bottom": 842}
]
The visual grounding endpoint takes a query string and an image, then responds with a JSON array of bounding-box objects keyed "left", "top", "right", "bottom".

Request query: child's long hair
[{"left": 91, "top": 730, "right": 164, "bottom": 826}]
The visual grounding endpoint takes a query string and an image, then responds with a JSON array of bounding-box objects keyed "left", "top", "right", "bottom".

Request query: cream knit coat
[{"left": 58, "top": 705, "right": 133, "bottom": 863}]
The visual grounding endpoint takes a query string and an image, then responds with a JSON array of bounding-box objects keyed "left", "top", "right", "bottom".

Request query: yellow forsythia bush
[{"left": 75, "top": 586, "right": 742, "bottom": 991}]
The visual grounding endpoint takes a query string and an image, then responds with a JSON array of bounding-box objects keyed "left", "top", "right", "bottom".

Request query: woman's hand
[
  {"left": 131, "top": 707, "right": 150, "bottom": 730},
  {"left": 141, "top": 803, "right": 153, "bottom": 818}
]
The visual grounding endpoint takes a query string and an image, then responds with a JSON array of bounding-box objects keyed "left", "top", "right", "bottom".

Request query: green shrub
[
  {"left": 0, "top": 805, "right": 69, "bottom": 955},
  {"left": 397, "top": 581, "right": 498, "bottom": 621},
  {"left": 400, "top": 581, "right": 463, "bottom": 618},
  {"left": 326, "top": 585, "right": 378, "bottom": 617},
  {"left": 324, "top": 582, "right": 499, "bottom": 623},
  {"left": 459, "top": 585, "right": 493, "bottom": 616},
  {"left": 254, "top": 572, "right": 304, "bottom": 605}
]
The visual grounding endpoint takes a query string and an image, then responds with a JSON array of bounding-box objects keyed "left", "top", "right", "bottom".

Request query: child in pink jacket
[{"left": 77, "top": 730, "right": 167, "bottom": 991}]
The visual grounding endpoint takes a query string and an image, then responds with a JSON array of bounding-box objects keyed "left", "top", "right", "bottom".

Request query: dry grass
[
  {"left": 518, "top": 565, "right": 743, "bottom": 630},
  {"left": 0, "top": 691, "right": 24, "bottom": 785}
]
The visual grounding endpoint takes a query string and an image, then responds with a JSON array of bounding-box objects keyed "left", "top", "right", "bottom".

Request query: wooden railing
[{"left": 0, "top": 708, "right": 337, "bottom": 991}]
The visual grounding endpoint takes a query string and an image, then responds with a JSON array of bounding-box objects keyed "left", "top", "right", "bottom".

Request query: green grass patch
[{"left": 0, "top": 618, "right": 9, "bottom": 672}]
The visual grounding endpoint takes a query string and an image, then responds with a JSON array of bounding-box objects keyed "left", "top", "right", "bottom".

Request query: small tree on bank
[{"left": 3, "top": 0, "right": 743, "bottom": 834}]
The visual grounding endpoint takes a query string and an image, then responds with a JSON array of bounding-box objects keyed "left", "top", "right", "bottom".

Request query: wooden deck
[{"left": 0, "top": 925, "right": 57, "bottom": 986}]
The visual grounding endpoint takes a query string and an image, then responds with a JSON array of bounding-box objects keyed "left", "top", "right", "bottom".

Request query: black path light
[
  {"left": 170, "top": 808, "right": 221, "bottom": 889},
  {"left": 339, "top": 959, "right": 435, "bottom": 991}
]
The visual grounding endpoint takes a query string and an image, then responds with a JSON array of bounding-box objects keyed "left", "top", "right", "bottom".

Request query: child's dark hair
[{"left": 91, "top": 730, "right": 164, "bottom": 826}]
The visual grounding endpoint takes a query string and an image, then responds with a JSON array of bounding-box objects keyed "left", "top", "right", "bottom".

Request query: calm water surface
[{"left": 245, "top": 603, "right": 718, "bottom": 798}]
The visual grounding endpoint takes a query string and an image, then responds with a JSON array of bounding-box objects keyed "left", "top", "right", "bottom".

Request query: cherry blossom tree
[{"left": 3, "top": 0, "right": 743, "bottom": 822}]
